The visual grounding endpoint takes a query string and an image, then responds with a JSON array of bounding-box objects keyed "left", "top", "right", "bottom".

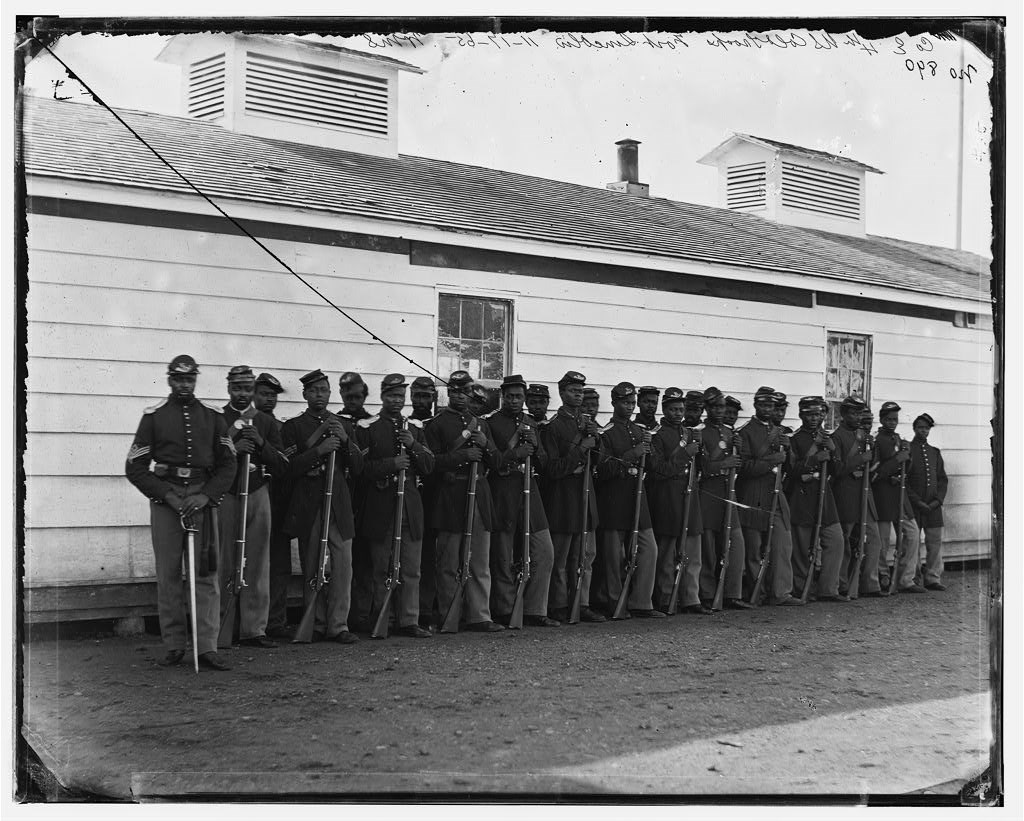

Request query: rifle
[
  {"left": 508, "top": 448, "right": 531, "bottom": 630},
  {"left": 887, "top": 433, "right": 908, "bottom": 595},
  {"left": 293, "top": 449, "right": 336, "bottom": 643},
  {"left": 749, "top": 434, "right": 784, "bottom": 606},
  {"left": 711, "top": 427, "right": 739, "bottom": 611},
  {"left": 181, "top": 512, "right": 200, "bottom": 673},
  {"left": 440, "top": 458, "right": 478, "bottom": 633},
  {"left": 372, "top": 417, "right": 407, "bottom": 638},
  {"left": 218, "top": 416, "right": 254, "bottom": 648},
  {"left": 667, "top": 426, "right": 698, "bottom": 615},
  {"left": 799, "top": 439, "right": 830, "bottom": 603},
  {"left": 847, "top": 431, "right": 873, "bottom": 600},
  {"left": 612, "top": 424, "right": 657, "bottom": 620},
  {"left": 568, "top": 413, "right": 594, "bottom": 624}
]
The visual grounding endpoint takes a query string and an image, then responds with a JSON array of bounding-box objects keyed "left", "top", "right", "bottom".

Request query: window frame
[
  {"left": 823, "top": 329, "right": 873, "bottom": 430},
  {"left": 433, "top": 287, "right": 517, "bottom": 392}
]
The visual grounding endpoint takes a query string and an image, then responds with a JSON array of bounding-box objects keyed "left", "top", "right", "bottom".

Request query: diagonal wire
[{"left": 33, "top": 37, "right": 450, "bottom": 386}]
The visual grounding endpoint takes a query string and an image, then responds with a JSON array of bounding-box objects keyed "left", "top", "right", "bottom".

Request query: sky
[{"left": 22, "top": 23, "right": 995, "bottom": 257}]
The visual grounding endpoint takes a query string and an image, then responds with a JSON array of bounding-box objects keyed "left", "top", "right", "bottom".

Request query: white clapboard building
[{"left": 22, "top": 34, "right": 994, "bottom": 622}]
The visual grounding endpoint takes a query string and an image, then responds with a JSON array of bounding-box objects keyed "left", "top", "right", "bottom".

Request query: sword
[{"left": 181, "top": 512, "right": 200, "bottom": 673}]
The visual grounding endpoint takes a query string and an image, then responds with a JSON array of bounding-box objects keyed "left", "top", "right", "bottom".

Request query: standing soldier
[
  {"left": 217, "top": 366, "right": 289, "bottom": 648},
  {"left": 736, "top": 387, "right": 803, "bottom": 606},
  {"left": 723, "top": 395, "right": 742, "bottom": 429},
  {"left": 540, "top": 371, "right": 606, "bottom": 623},
  {"left": 125, "top": 355, "right": 236, "bottom": 670},
  {"left": 281, "top": 370, "right": 364, "bottom": 643},
  {"left": 338, "top": 371, "right": 372, "bottom": 423},
  {"left": 907, "top": 413, "right": 948, "bottom": 591},
  {"left": 253, "top": 372, "right": 294, "bottom": 639},
  {"left": 526, "top": 383, "right": 551, "bottom": 424},
  {"left": 634, "top": 386, "right": 660, "bottom": 430},
  {"left": 647, "top": 387, "right": 709, "bottom": 614},
  {"left": 683, "top": 390, "right": 705, "bottom": 428},
  {"left": 485, "top": 375, "right": 560, "bottom": 627},
  {"left": 594, "top": 382, "right": 665, "bottom": 618},
  {"left": 336, "top": 371, "right": 373, "bottom": 632},
  {"left": 873, "top": 401, "right": 925, "bottom": 593},
  {"left": 787, "top": 397, "right": 847, "bottom": 601},
  {"left": 582, "top": 387, "right": 601, "bottom": 424},
  {"left": 354, "top": 374, "right": 435, "bottom": 638},
  {"left": 698, "top": 387, "right": 751, "bottom": 610},
  {"left": 424, "top": 370, "right": 503, "bottom": 632},
  {"left": 409, "top": 376, "right": 437, "bottom": 422},
  {"left": 829, "top": 396, "right": 886, "bottom": 599}
]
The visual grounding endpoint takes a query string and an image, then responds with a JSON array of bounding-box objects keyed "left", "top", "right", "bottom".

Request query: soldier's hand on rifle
[
  {"left": 722, "top": 454, "right": 741, "bottom": 470},
  {"left": 394, "top": 453, "right": 411, "bottom": 471},
  {"left": 318, "top": 435, "right": 342, "bottom": 455},
  {"left": 470, "top": 430, "right": 488, "bottom": 448},
  {"left": 235, "top": 436, "right": 256, "bottom": 454},
  {"left": 583, "top": 418, "right": 599, "bottom": 437},
  {"left": 580, "top": 435, "right": 597, "bottom": 450},
  {"left": 765, "top": 450, "right": 787, "bottom": 465},
  {"left": 516, "top": 441, "right": 536, "bottom": 458},
  {"left": 896, "top": 449, "right": 910, "bottom": 464},
  {"left": 815, "top": 449, "right": 831, "bottom": 463},
  {"left": 180, "top": 493, "right": 210, "bottom": 516},
  {"left": 396, "top": 428, "right": 415, "bottom": 448},
  {"left": 327, "top": 418, "right": 349, "bottom": 444},
  {"left": 464, "top": 446, "right": 484, "bottom": 462},
  {"left": 683, "top": 440, "right": 700, "bottom": 457}
]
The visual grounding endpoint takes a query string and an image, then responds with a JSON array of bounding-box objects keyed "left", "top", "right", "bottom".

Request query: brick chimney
[{"left": 606, "top": 138, "right": 650, "bottom": 197}]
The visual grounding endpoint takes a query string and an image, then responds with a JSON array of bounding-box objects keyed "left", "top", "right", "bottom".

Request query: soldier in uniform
[
  {"left": 354, "top": 374, "right": 435, "bottom": 638},
  {"left": 540, "top": 371, "right": 606, "bottom": 623},
  {"left": 787, "top": 397, "right": 847, "bottom": 601},
  {"left": 647, "top": 387, "right": 709, "bottom": 614},
  {"left": 697, "top": 387, "right": 751, "bottom": 610},
  {"left": 280, "top": 370, "right": 364, "bottom": 643},
  {"left": 723, "top": 395, "right": 742, "bottom": 429},
  {"left": 125, "top": 355, "right": 236, "bottom": 670},
  {"left": 872, "top": 401, "right": 925, "bottom": 593},
  {"left": 424, "top": 370, "right": 503, "bottom": 632},
  {"left": 634, "top": 386, "right": 660, "bottom": 431},
  {"left": 771, "top": 392, "right": 793, "bottom": 433},
  {"left": 338, "top": 371, "right": 372, "bottom": 423},
  {"left": 253, "top": 372, "right": 294, "bottom": 639},
  {"left": 582, "top": 387, "right": 601, "bottom": 424},
  {"left": 683, "top": 390, "right": 705, "bottom": 428},
  {"left": 468, "top": 383, "right": 490, "bottom": 417},
  {"left": 829, "top": 396, "right": 886, "bottom": 599},
  {"left": 736, "top": 387, "right": 803, "bottom": 606},
  {"left": 484, "top": 375, "right": 560, "bottom": 627},
  {"left": 217, "top": 366, "right": 289, "bottom": 648},
  {"left": 593, "top": 382, "right": 666, "bottom": 618},
  {"left": 409, "top": 376, "right": 437, "bottom": 422},
  {"left": 907, "top": 413, "right": 948, "bottom": 590},
  {"left": 526, "top": 383, "right": 551, "bottom": 424}
]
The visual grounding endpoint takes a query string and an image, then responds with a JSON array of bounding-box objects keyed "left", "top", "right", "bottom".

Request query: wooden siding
[{"left": 23, "top": 212, "right": 995, "bottom": 609}]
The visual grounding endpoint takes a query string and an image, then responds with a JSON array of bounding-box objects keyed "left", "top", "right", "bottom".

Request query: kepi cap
[
  {"left": 447, "top": 370, "right": 474, "bottom": 390},
  {"left": 410, "top": 376, "right": 437, "bottom": 393},
  {"left": 469, "top": 383, "right": 488, "bottom": 401},
  {"left": 724, "top": 395, "right": 742, "bottom": 410},
  {"left": 879, "top": 401, "right": 901, "bottom": 416},
  {"left": 611, "top": 381, "right": 636, "bottom": 400},
  {"left": 380, "top": 373, "right": 408, "bottom": 393},
  {"left": 500, "top": 374, "right": 528, "bottom": 392},
  {"left": 703, "top": 386, "right": 724, "bottom": 405},
  {"left": 662, "top": 387, "right": 685, "bottom": 404},
  {"left": 754, "top": 385, "right": 776, "bottom": 401},
  {"left": 300, "top": 369, "right": 329, "bottom": 388},
  {"left": 167, "top": 354, "right": 199, "bottom": 376},
  {"left": 558, "top": 371, "right": 587, "bottom": 389},
  {"left": 684, "top": 390, "right": 705, "bottom": 404},
  {"left": 772, "top": 391, "right": 788, "bottom": 406},
  {"left": 914, "top": 413, "right": 936, "bottom": 428},
  {"left": 840, "top": 395, "right": 867, "bottom": 413},
  {"left": 799, "top": 395, "right": 826, "bottom": 411},
  {"left": 526, "top": 383, "right": 550, "bottom": 399},
  {"left": 226, "top": 365, "right": 255, "bottom": 384},
  {"left": 338, "top": 371, "right": 365, "bottom": 390},
  {"left": 637, "top": 386, "right": 660, "bottom": 397},
  {"left": 255, "top": 372, "right": 284, "bottom": 393},
  {"left": 582, "top": 387, "right": 599, "bottom": 400}
]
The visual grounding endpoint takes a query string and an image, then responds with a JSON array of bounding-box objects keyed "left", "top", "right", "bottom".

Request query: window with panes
[
  {"left": 436, "top": 294, "right": 512, "bottom": 384},
  {"left": 824, "top": 331, "right": 872, "bottom": 430}
]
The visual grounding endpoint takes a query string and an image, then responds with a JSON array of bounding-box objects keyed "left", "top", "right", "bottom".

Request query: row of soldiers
[{"left": 125, "top": 356, "right": 948, "bottom": 671}]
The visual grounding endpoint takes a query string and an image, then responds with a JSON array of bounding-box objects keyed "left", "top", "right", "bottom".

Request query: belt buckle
[{"left": 175, "top": 467, "right": 192, "bottom": 478}]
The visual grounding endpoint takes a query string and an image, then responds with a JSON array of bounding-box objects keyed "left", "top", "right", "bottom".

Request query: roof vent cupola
[
  {"left": 157, "top": 33, "right": 423, "bottom": 158},
  {"left": 698, "top": 133, "right": 883, "bottom": 237},
  {"left": 606, "top": 138, "right": 650, "bottom": 198}
]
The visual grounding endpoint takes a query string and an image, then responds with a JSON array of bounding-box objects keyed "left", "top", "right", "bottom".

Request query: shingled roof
[{"left": 22, "top": 96, "right": 990, "bottom": 304}]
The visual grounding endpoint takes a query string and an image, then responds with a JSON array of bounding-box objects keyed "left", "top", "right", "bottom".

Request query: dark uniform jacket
[
  {"left": 634, "top": 413, "right": 659, "bottom": 431},
  {"left": 263, "top": 411, "right": 292, "bottom": 525},
  {"left": 736, "top": 417, "right": 791, "bottom": 531},
  {"left": 872, "top": 428, "right": 914, "bottom": 522},
  {"left": 907, "top": 439, "right": 948, "bottom": 528},
  {"left": 785, "top": 427, "right": 840, "bottom": 528},
  {"left": 423, "top": 407, "right": 497, "bottom": 533},
  {"left": 829, "top": 425, "right": 878, "bottom": 523},
  {"left": 698, "top": 421, "right": 739, "bottom": 532},
  {"left": 126, "top": 394, "right": 236, "bottom": 504},
  {"left": 595, "top": 417, "right": 652, "bottom": 532},
  {"left": 646, "top": 420, "right": 703, "bottom": 537},
  {"left": 483, "top": 409, "right": 550, "bottom": 534},
  {"left": 354, "top": 414, "right": 435, "bottom": 541},
  {"left": 221, "top": 403, "right": 288, "bottom": 496},
  {"left": 280, "top": 409, "right": 363, "bottom": 541},
  {"left": 539, "top": 408, "right": 600, "bottom": 533}
]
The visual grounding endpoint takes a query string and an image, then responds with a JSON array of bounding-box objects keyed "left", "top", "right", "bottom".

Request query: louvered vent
[
  {"left": 726, "top": 161, "right": 766, "bottom": 210},
  {"left": 188, "top": 53, "right": 226, "bottom": 120},
  {"left": 781, "top": 162, "right": 860, "bottom": 221},
  {"left": 244, "top": 51, "right": 389, "bottom": 137}
]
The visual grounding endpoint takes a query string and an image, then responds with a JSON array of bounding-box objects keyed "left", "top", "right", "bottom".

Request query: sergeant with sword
[
  {"left": 355, "top": 373, "right": 435, "bottom": 639},
  {"left": 484, "top": 375, "right": 559, "bottom": 628},
  {"left": 595, "top": 382, "right": 665, "bottom": 619},
  {"left": 217, "top": 365, "right": 288, "bottom": 649},
  {"left": 647, "top": 387, "right": 709, "bottom": 615},
  {"left": 125, "top": 355, "right": 236, "bottom": 671},
  {"left": 737, "top": 387, "right": 803, "bottom": 607},
  {"left": 281, "top": 369, "right": 364, "bottom": 644},
  {"left": 787, "top": 397, "right": 847, "bottom": 602}
]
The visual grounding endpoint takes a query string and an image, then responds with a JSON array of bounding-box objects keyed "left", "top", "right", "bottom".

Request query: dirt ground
[{"left": 18, "top": 566, "right": 993, "bottom": 803}]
